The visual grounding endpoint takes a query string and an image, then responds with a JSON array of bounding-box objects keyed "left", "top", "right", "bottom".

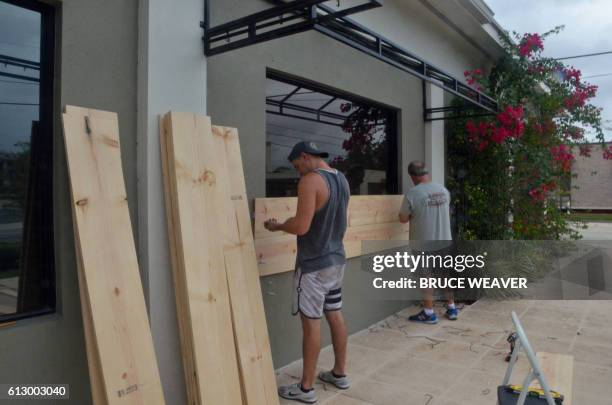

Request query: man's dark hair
[{"left": 408, "top": 161, "right": 429, "bottom": 176}]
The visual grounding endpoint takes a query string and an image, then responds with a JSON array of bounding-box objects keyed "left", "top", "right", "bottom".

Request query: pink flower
[
  {"left": 564, "top": 67, "right": 582, "bottom": 83},
  {"left": 550, "top": 144, "right": 574, "bottom": 172},
  {"left": 603, "top": 145, "right": 612, "bottom": 160},
  {"left": 564, "top": 85, "right": 598, "bottom": 111},
  {"left": 565, "top": 127, "right": 584, "bottom": 140},
  {"left": 519, "top": 33, "right": 544, "bottom": 58},
  {"left": 465, "top": 104, "right": 525, "bottom": 151},
  {"left": 464, "top": 68, "right": 485, "bottom": 88},
  {"left": 529, "top": 188, "right": 545, "bottom": 202}
]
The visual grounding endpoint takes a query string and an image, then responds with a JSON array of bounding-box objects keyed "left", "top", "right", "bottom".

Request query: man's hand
[
  {"left": 399, "top": 213, "right": 411, "bottom": 223},
  {"left": 264, "top": 218, "right": 281, "bottom": 232}
]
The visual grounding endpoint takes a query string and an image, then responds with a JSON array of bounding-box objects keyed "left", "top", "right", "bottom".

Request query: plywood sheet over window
[{"left": 254, "top": 195, "right": 409, "bottom": 276}]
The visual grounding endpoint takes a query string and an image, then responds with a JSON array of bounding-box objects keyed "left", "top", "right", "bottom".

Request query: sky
[
  {"left": 0, "top": 2, "right": 40, "bottom": 154},
  {"left": 486, "top": 0, "right": 612, "bottom": 141}
]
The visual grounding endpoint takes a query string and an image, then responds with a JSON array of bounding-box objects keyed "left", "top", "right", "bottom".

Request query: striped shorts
[{"left": 292, "top": 264, "right": 346, "bottom": 319}]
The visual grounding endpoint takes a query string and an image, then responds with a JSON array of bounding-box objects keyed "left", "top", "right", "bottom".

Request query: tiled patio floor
[{"left": 276, "top": 299, "right": 612, "bottom": 405}]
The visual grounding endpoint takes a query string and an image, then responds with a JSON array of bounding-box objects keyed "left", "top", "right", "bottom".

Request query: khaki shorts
[{"left": 292, "top": 264, "right": 346, "bottom": 319}]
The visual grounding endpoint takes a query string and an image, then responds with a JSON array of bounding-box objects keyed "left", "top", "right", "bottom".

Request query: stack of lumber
[
  {"left": 62, "top": 106, "right": 165, "bottom": 405},
  {"left": 254, "top": 195, "right": 409, "bottom": 276},
  {"left": 160, "top": 112, "right": 278, "bottom": 405}
]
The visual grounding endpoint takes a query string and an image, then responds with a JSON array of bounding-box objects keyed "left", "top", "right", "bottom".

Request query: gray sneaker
[
  {"left": 318, "top": 370, "right": 350, "bottom": 390},
  {"left": 278, "top": 383, "right": 318, "bottom": 403}
]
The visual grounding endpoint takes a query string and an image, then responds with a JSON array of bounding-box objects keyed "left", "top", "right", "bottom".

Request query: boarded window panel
[{"left": 254, "top": 195, "right": 409, "bottom": 276}]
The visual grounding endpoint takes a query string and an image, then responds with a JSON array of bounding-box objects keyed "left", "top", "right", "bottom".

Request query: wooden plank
[
  {"left": 161, "top": 112, "right": 242, "bottom": 405},
  {"left": 69, "top": 123, "right": 107, "bottom": 405},
  {"left": 536, "top": 352, "right": 574, "bottom": 405},
  {"left": 76, "top": 242, "right": 107, "bottom": 405},
  {"left": 159, "top": 116, "right": 200, "bottom": 405},
  {"left": 254, "top": 195, "right": 405, "bottom": 240},
  {"left": 347, "top": 195, "right": 404, "bottom": 227},
  {"left": 255, "top": 222, "right": 409, "bottom": 277},
  {"left": 254, "top": 198, "right": 296, "bottom": 239},
  {"left": 344, "top": 222, "right": 409, "bottom": 257},
  {"left": 212, "top": 126, "right": 279, "bottom": 405},
  {"left": 70, "top": 166, "right": 107, "bottom": 405},
  {"left": 255, "top": 234, "right": 297, "bottom": 277},
  {"left": 194, "top": 119, "right": 268, "bottom": 405},
  {"left": 62, "top": 106, "right": 164, "bottom": 405}
]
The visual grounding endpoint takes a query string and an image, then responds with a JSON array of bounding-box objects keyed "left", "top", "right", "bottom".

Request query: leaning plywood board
[
  {"left": 160, "top": 112, "right": 242, "bottom": 405},
  {"left": 62, "top": 106, "right": 164, "bottom": 404},
  {"left": 191, "top": 118, "right": 268, "bottom": 405},
  {"left": 535, "top": 352, "right": 574, "bottom": 405},
  {"left": 68, "top": 154, "right": 106, "bottom": 405},
  {"left": 75, "top": 236, "right": 106, "bottom": 405},
  {"left": 158, "top": 117, "right": 200, "bottom": 405},
  {"left": 212, "top": 126, "right": 280, "bottom": 405}
]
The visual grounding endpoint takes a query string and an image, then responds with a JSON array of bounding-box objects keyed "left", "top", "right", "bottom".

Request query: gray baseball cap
[{"left": 287, "top": 141, "right": 329, "bottom": 161}]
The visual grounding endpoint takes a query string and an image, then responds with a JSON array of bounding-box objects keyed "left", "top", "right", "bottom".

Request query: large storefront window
[
  {"left": 266, "top": 71, "right": 398, "bottom": 197},
  {"left": 0, "top": 0, "right": 55, "bottom": 322}
]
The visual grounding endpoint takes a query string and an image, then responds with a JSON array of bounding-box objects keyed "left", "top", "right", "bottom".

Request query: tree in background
[
  {"left": 448, "top": 27, "right": 609, "bottom": 240},
  {"left": 331, "top": 103, "right": 390, "bottom": 194}
]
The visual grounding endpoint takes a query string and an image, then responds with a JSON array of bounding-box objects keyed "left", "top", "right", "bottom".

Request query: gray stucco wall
[
  {"left": 0, "top": 1, "right": 138, "bottom": 404},
  {"left": 206, "top": 21, "right": 426, "bottom": 368}
]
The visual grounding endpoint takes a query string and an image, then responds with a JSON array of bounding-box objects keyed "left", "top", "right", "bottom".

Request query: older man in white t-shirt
[{"left": 399, "top": 161, "right": 457, "bottom": 324}]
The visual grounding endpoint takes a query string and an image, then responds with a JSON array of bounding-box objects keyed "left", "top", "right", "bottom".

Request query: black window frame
[
  {"left": 265, "top": 69, "right": 399, "bottom": 197},
  {"left": 0, "top": 0, "right": 56, "bottom": 324}
]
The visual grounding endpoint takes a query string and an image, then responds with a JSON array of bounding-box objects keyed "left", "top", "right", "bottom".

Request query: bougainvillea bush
[{"left": 448, "top": 27, "right": 609, "bottom": 240}]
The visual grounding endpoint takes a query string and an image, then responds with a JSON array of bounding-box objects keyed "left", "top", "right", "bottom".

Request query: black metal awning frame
[
  {"left": 266, "top": 86, "right": 387, "bottom": 128},
  {"left": 202, "top": 0, "right": 499, "bottom": 121},
  {"left": 0, "top": 53, "right": 40, "bottom": 82}
]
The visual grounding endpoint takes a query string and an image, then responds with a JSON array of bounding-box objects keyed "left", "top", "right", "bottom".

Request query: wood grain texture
[
  {"left": 347, "top": 195, "right": 404, "bottom": 227},
  {"left": 62, "top": 106, "right": 164, "bottom": 405},
  {"left": 202, "top": 122, "right": 268, "bottom": 405},
  {"left": 160, "top": 112, "right": 242, "bottom": 405},
  {"left": 212, "top": 126, "right": 279, "bottom": 405},
  {"left": 75, "top": 233, "right": 107, "bottom": 405},
  {"left": 536, "top": 352, "right": 574, "bottom": 405},
  {"left": 159, "top": 116, "right": 200, "bottom": 405},
  {"left": 254, "top": 196, "right": 409, "bottom": 276}
]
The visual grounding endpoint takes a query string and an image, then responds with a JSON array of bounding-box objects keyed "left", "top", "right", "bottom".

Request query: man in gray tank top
[
  {"left": 265, "top": 141, "right": 351, "bottom": 403},
  {"left": 399, "top": 161, "right": 458, "bottom": 324}
]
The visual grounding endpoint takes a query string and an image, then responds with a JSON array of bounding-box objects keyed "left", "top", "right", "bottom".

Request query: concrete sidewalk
[{"left": 276, "top": 299, "right": 612, "bottom": 404}]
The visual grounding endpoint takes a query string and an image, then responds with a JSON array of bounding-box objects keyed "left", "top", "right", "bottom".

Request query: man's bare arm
[{"left": 264, "top": 173, "right": 319, "bottom": 235}]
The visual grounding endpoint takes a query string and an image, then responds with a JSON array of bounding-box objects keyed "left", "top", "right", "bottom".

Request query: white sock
[
  {"left": 424, "top": 308, "right": 434, "bottom": 315},
  {"left": 447, "top": 303, "right": 456, "bottom": 309}
]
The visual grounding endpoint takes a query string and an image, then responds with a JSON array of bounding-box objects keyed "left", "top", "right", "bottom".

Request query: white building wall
[
  {"left": 137, "top": 0, "right": 206, "bottom": 402},
  {"left": 347, "top": 0, "right": 497, "bottom": 80}
]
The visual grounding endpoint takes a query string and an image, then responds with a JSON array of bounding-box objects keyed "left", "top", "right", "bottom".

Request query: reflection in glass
[
  {"left": 266, "top": 75, "right": 397, "bottom": 197},
  {"left": 0, "top": 1, "right": 41, "bottom": 316}
]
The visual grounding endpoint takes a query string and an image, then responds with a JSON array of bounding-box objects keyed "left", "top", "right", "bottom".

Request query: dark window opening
[
  {"left": 0, "top": 0, "right": 55, "bottom": 323},
  {"left": 266, "top": 70, "right": 398, "bottom": 197}
]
